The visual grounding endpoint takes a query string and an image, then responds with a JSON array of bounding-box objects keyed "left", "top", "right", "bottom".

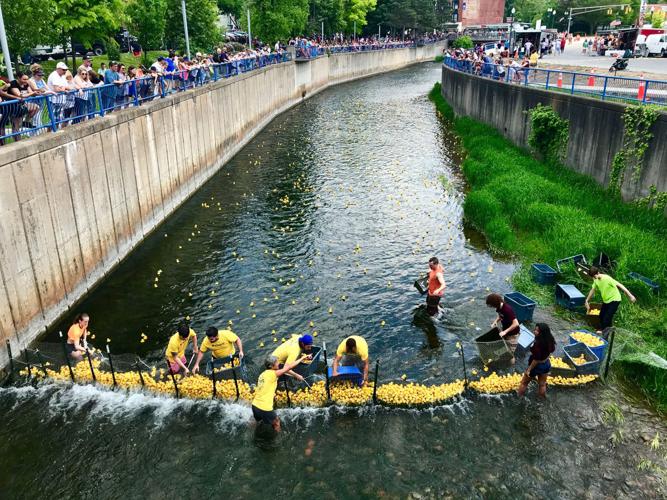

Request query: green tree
[
  {"left": 165, "top": 0, "right": 221, "bottom": 52},
  {"left": 0, "top": 0, "right": 58, "bottom": 60},
  {"left": 217, "top": 0, "right": 244, "bottom": 18},
  {"left": 54, "top": 0, "right": 126, "bottom": 49},
  {"left": 366, "top": 0, "right": 444, "bottom": 34},
  {"left": 240, "top": 0, "right": 309, "bottom": 43},
  {"left": 309, "top": 0, "right": 346, "bottom": 35},
  {"left": 645, "top": 9, "right": 665, "bottom": 27},
  {"left": 344, "top": 0, "right": 378, "bottom": 32},
  {"left": 128, "top": 0, "right": 168, "bottom": 50}
]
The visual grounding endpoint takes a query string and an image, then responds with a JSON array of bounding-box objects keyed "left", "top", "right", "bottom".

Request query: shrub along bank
[{"left": 429, "top": 82, "right": 667, "bottom": 411}]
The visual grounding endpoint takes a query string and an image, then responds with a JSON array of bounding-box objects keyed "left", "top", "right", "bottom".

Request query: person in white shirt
[{"left": 47, "top": 62, "right": 70, "bottom": 123}]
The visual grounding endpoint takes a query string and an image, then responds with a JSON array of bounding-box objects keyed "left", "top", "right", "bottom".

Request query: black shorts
[
  {"left": 65, "top": 343, "right": 77, "bottom": 355},
  {"left": 252, "top": 405, "right": 277, "bottom": 425}
]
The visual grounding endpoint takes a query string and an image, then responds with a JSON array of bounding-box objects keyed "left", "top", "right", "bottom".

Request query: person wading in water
[{"left": 426, "top": 257, "right": 446, "bottom": 316}]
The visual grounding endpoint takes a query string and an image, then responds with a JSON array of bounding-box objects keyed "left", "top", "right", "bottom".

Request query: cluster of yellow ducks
[
  {"left": 571, "top": 331, "right": 605, "bottom": 348},
  {"left": 19, "top": 357, "right": 598, "bottom": 407}
]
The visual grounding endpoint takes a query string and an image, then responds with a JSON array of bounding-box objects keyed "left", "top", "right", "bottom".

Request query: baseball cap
[
  {"left": 56, "top": 62, "right": 68, "bottom": 70},
  {"left": 299, "top": 334, "right": 313, "bottom": 345}
]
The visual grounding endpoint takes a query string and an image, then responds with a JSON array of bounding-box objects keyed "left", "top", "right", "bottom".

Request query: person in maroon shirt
[
  {"left": 518, "top": 322, "right": 556, "bottom": 398},
  {"left": 485, "top": 293, "right": 520, "bottom": 354}
]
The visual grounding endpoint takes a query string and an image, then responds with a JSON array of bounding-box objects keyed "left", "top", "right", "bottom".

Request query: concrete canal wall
[
  {"left": 0, "top": 43, "right": 444, "bottom": 368},
  {"left": 440, "top": 64, "right": 667, "bottom": 202}
]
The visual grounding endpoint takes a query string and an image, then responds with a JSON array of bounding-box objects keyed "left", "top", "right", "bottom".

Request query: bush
[
  {"left": 527, "top": 103, "right": 569, "bottom": 163},
  {"left": 451, "top": 35, "right": 473, "bottom": 49}
]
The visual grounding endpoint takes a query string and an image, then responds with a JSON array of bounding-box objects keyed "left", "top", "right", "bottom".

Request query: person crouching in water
[
  {"left": 426, "top": 257, "right": 446, "bottom": 316},
  {"left": 518, "top": 323, "right": 555, "bottom": 398},
  {"left": 485, "top": 293, "right": 520, "bottom": 356},
  {"left": 252, "top": 354, "right": 307, "bottom": 432},
  {"left": 66, "top": 313, "right": 90, "bottom": 361}
]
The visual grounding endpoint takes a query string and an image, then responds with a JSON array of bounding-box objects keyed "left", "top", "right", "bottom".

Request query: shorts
[
  {"left": 252, "top": 405, "right": 277, "bottom": 425},
  {"left": 65, "top": 343, "right": 77, "bottom": 356},
  {"left": 529, "top": 359, "right": 551, "bottom": 378},
  {"left": 504, "top": 334, "right": 519, "bottom": 354},
  {"left": 426, "top": 294, "right": 441, "bottom": 316},
  {"left": 168, "top": 356, "right": 186, "bottom": 374}
]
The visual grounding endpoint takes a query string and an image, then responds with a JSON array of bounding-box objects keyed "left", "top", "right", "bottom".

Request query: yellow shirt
[
  {"left": 200, "top": 329, "right": 238, "bottom": 359},
  {"left": 336, "top": 335, "right": 369, "bottom": 361},
  {"left": 271, "top": 334, "right": 301, "bottom": 364},
  {"left": 165, "top": 329, "right": 196, "bottom": 361},
  {"left": 252, "top": 369, "right": 278, "bottom": 411},
  {"left": 67, "top": 324, "right": 84, "bottom": 345},
  {"left": 529, "top": 52, "right": 538, "bottom": 65}
]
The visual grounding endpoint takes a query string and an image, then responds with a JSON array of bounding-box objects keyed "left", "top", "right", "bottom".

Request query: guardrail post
[
  {"left": 160, "top": 77, "right": 166, "bottom": 98},
  {"left": 97, "top": 88, "right": 105, "bottom": 116},
  {"left": 523, "top": 68, "right": 529, "bottom": 86},
  {"left": 85, "top": 348, "right": 97, "bottom": 382},
  {"left": 45, "top": 97, "right": 58, "bottom": 132},
  {"left": 602, "top": 76, "right": 608, "bottom": 100},
  {"left": 570, "top": 73, "right": 576, "bottom": 95},
  {"left": 545, "top": 70, "right": 550, "bottom": 90},
  {"left": 642, "top": 81, "right": 649, "bottom": 104},
  {"left": 133, "top": 82, "right": 140, "bottom": 107},
  {"left": 106, "top": 344, "right": 117, "bottom": 387}
]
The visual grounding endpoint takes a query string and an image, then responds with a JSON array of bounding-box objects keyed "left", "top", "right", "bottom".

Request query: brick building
[{"left": 452, "top": 0, "right": 506, "bottom": 26}]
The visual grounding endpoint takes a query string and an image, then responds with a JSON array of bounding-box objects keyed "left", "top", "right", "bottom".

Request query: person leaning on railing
[
  {"left": 73, "top": 67, "right": 95, "bottom": 123},
  {"left": 47, "top": 62, "right": 70, "bottom": 124}
]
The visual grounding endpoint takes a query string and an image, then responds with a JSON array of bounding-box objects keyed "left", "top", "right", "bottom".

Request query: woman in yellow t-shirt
[
  {"left": 252, "top": 354, "right": 307, "bottom": 432},
  {"left": 66, "top": 313, "right": 90, "bottom": 361}
]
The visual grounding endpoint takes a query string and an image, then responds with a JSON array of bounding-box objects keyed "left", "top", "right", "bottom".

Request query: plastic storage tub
[
  {"left": 627, "top": 272, "right": 660, "bottom": 294},
  {"left": 555, "top": 284, "right": 585, "bottom": 310},
  {"left": 414, "top": 275, "right": 429, "bottom": 295},
  {"left": 568, "top": 330, "right": 608, "bottom": 364},
  {"left": 563, "top": 342, "right": 600, "bottom": 375},
  {"left": 474, "top": 327, "right": 513, "bottom": 365},
  {"left": 515, "top": 324, "right": 535, "bottom": 357},
  {"left": 531, "top": 263, "right": 557, "bottom": 285},
  {"left": 585, "top": 302, "right": 603, "bottom": 330},
  {"left": 504, "top": 292, "right": 536, "bottom": 322},
  {"left": 328, "top": 365, "right": 363, "bottom": 386}
]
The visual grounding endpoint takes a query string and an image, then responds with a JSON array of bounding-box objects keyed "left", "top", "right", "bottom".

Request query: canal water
[{"left": 1, "top": 63, "right": 666, "bottom": 498}]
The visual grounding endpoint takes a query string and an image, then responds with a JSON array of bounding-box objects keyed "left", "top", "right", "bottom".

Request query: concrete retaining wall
[
  {"left": 0, "top": 43, "right": 444, "bottom": 367},
  {"left": 440, "top": 65, "right": 667, "bottom": 201}
]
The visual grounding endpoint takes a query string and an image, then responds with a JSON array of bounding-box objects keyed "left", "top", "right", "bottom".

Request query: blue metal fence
[
  {"left": 0, "top": 53, "right": 291, "bottom": 145},
  {"left": 443, "top": 55, "right": 667, "bottom": 105}
]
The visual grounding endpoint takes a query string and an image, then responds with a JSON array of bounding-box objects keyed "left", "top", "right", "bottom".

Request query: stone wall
[
  {"left": 0, "top": 43, "right": 444, "bottom": 367},
  {"left": 440, "top": 65, "right": 667, "bottom": 201}
]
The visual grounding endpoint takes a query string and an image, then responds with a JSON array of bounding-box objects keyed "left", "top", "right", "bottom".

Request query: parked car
[
  {"left": 225, "top": 30, "right": 249, "bottom": 43},
  {"left": 26, "top": 30, "right": 142, "bottom": 62},
  {"left": 646, "top": 33, "right": 667, "bottom": 57}
]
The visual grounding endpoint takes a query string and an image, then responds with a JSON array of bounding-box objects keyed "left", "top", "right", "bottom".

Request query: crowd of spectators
[
  {"left": 0, "top": 32, "right": 445, "bottom": 145},
  {"left": 443, "top": 43, "right": 541, "bottom": 83}
]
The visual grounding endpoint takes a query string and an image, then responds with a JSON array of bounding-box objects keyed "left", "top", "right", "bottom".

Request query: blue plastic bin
[
  {"left": 515, "top": 324, "right": 535, "bottom": 357},
  {"left": 531, "top": 263, "right": 557, "bottom": 285},
  {"left": 328, "top": 365, "right": 363, "bottom": 386},
  {"left": 563, "top": 342, "right": 600, "bottom": 375},
  {"left": 504, "top": 292, "right": 536, "bottom": 322},
  {"left": 627, "top": 272, "right": 660, "bottom": 293},
  {"left": 568, "top": 330, "right": 608, "bottom": 364},
  {"left": 555, "top": 284, "right": 585, "bottom": 310}
]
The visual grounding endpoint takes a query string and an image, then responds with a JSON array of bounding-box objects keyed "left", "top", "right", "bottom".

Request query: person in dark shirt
[
  {"left": 485, "top": 293, "right": 520, "bottom": 354},
  {"left": 518, "top": 322, "right": 555, "bottom": 398}
]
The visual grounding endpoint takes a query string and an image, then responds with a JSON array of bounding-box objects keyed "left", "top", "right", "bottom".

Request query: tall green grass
[{"left": 429, "top": 82, "right": 667, "bottom": 411}]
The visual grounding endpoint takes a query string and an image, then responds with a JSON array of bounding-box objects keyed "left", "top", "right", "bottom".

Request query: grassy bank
[{"left": 429, "top": 82, "right": 667, "bottom": 411}]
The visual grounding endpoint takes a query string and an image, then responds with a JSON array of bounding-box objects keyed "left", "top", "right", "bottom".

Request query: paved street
[{"left": 539, "top": 39, "right": 667, "bottom": 77}]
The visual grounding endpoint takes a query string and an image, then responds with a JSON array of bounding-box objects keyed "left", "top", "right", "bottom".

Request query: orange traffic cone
[
  {"left": 587, "top": 69, "right": 595, "bottom": 87},
  {"left": 637, "top": 74, "right": 646, "bottom": 100},
  {"left": 557, "top": 72, "right": 563, "bottom": 88}
]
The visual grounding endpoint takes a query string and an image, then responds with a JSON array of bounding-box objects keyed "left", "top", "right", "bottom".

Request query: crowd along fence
[{"left": 443, "top": 55, "right": 667, "bottom": 105}]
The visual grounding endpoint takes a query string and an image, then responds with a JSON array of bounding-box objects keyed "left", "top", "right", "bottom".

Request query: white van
[{"left": 646, "top": 34, "right": 667, "bottom": 57}]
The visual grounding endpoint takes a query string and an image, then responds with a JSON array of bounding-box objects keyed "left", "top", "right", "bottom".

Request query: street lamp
[{"left": 510, "top": 7, "right": 516, "bottom": 54}]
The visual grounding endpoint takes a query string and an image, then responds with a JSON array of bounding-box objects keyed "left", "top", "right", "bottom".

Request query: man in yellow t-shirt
[
  {"left": 165, "top": 324, "right": 198, "bottom": 374},
  {"left": 192, "top": 327, "right": 244, "bottom": 375},
  {"left": 585, "top": 266, "right": 636, "bottom": 333},
  {"left": 252, "top": 354, "right": 307, "bottom": 432},
  {"left": 333, "top": 335, "right": 369, "bottom": 386},
  {"left": 271, "top": 334, "right": 313, "bottom": 381}
]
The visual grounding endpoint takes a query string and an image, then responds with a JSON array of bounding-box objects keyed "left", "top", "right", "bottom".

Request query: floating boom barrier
[{"left": 15, "top": 355, "right": 598, "bottom": 409}]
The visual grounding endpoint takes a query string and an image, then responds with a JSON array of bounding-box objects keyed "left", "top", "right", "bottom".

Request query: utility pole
[
  {"left": 247, "top": 8, "right": 252, "bottom": 50},
  {"left": 181, "top": 0, "right": 191, "bottom": 59},
  {"left": 354, "top": 21, "right": 356, "bottom": 41},
  {"left": 321, "top": 20, "right": 324, "bottom": 41},
  {"left": 0, "top": 1, "right": 14, "bottom": 80}
]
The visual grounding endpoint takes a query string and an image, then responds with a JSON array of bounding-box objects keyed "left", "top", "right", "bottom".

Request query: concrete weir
[{"left": 0, "top": 43, "right": 444, "bottom": 368}]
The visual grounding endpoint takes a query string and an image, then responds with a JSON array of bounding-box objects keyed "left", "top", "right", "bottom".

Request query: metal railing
[
  {"left": 0, "top": 53, "right": 291, "bottom": 146},
  {"left": 443, "top": 55, "right": 667, "bottom": 105},
  {"left": 295, "top": 39, "right": 444, "bottom": 59}
]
